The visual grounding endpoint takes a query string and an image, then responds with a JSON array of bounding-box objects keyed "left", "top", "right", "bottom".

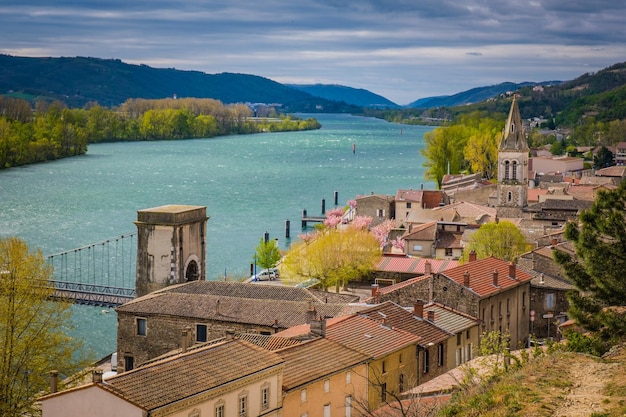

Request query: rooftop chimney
[
  {"left": 463, "top": 271, "right": 470, "bottom": 287},
  {"left": 424, "top": 260, "right": 432, "bottom": 275},
  {"left": 310, "top": 318, "right": 326, "bottom": 338},
  {"left": 469, "top": 250, "right": 477, "bottom": 262},
  {"left": 49, "top": 370, "right": 58, "bottom": 393},
  {"left": 92, "top": 369, "right": 103, "bottom": 384},
  {"left": 306, "top": 306, "right": 317, "bottom": 323},
  {"left": 427, "top": 310, "right": 435, "bottom": 322},
  {"left": 181, "top": 327, "right": 191, "bottom": 353},
  {"left": 371, "top": 284, "right": 379, "bottom": 298},
  {"left": 508, "top": 262, "right": 516, "bottom": 280},
  {"left": 493, "top": 269, "right": 499, "bottom": 287},
  {"left": 413, "top": 301, "right": 424, "bottom": 318}
]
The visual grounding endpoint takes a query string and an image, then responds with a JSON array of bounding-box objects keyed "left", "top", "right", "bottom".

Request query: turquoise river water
[{"left": 0, "top": 113, "right": 435, "bottom": 359}]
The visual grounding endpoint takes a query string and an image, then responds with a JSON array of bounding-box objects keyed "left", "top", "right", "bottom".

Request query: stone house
[
  {"left": 422, "top": 302, "right": 481, "bottom": 367},
  {"left": 115, "top": 281, "right": 357, "bottom": 371},
  {"left": 357, "top": 302, "right": 452, "bottom": 387},
  {"left": 276, "top": 313, "right": 421, "bottom": 411},
  {"left": 518, "top": 241, "right": 576, "bottom": 340},
  {"left": 368, "top": 255, "right": 533, "bottom": 349},
  {"left": 395, "top": 189, "right": 447, "bottom": 222},
  {"left": 41, "top": 339, "right": 285, "bottom": 417},
  {"left": 374, "top": 255, "right": 459, "bottom": 284},
  {"left": 402, "top": 221, "right": 467, "bottom": 259},
  {"left": 278, "top": 337, "right": 370, "bottom": 417},
  {"left": 614, "top": 141, "right": 626, "bottom": 165},
  {"left": 355, "top": 193, "right": 395, "bottom": 227}
]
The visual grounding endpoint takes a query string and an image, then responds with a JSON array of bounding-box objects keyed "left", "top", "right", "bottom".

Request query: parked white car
[{"left": 250, "top": 269, "right": 277, "bottom": 281}]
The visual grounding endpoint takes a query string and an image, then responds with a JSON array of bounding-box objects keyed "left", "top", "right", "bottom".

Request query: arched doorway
[{"left": 185, "top": 260, "right": 199, "bottom": 281}]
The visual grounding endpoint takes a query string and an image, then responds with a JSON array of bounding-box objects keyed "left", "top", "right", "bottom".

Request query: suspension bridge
[{"left": 45, "top": 232, "right": 137, "bottom": 307}]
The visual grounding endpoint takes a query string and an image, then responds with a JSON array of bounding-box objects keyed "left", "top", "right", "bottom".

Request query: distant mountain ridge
[
  {"left": 287, "top": 84, "right": 400, "bottom": 108},
  {"left": 407, "top": 81, "right": 561, "bottom": 108},
  {"left": 0, "top": 55, "right": 359, "bottom": 112}
]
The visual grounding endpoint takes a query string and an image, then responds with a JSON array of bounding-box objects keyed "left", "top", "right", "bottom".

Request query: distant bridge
[{"left": 45, "top": 233, "right": 137, "bottom": 307}]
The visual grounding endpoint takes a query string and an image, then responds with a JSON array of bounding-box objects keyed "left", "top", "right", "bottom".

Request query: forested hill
[
  {"left": 288, "top": 84, "right": 400, "bottom": 108},
  {"left": 0, "top": 55, "right": 359, "bottom": 112}
]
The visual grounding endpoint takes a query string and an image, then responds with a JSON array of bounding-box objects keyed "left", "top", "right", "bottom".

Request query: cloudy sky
[{"left": 1, "top": 1, "right": 624, "bottom": 104}]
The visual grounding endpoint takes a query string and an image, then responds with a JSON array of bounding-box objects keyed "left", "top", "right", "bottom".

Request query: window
[
  {"left": 324, "top": 404, "right": 331, "bottom": 417},
  {"left": 124, "top": 355, "right": 134, "bottom": 371},
  {"left": 512, "top": 161, "right": 518, "bottom": 180},
  {"left": 423, "top": 349, "right": 430, "bottom": 373},
  {"left": 382, "top": 360, "right": 387, "bottom": 374},
  {"left": 522, "top": 292, "right": 527, "bottom": 309},
  {"left": 504, "top": 161, "right": 510, "bottom": 180},
  {"left": 466, "top": 329, "right": 470, "bottom": 339},
  {"left": 399, "top": 373, "right": 405, "bottom": 392},
  {"left": 345, "top": 396, "right": 352, "bottom": 417},
  {"left": 381, "top": 383, "right": 387, "bottom": 402},
  {"left": 445, "top": 248, "right": 453, "bottom": 257},
  {"left": 239, "top": 395, "right": 248, "bottom": 417},
  {"left": 499, "top": 301, "right": 503, "bottom": 319},
  {"left": 490, "top": 305, "right": 495, "bottom": 322},
  {"left": 215, "top": 402, "right": 225, "bottom": 417},
  {"left": 261, "top": 385, "right": 270, "bottom": 410},
  {"left": 345, "top": 371, "right": 351, "bottom": 385},
  {"left": 196, "top": 324, "right": 207, "bottom": 342},
  {"left": 399, "top": 353, "right": 403, "bottom": 364},
  {"left": 406, "top": 202, "right": 412, "bottom": 208},
  {"left": 545, "top": 293, "right": 555, "bottom": 309},
  {"left": 301, "top": 389, "right": 307, "bottom": 403},
  {"left": 438, "top": 343, "right": 444, "bottom": 367},
  {"left": 507, "top": 191, "right": 513, "bottom": 202},
  {"left": 136, "top": 317, "right": 146, "bottom": 336},
  {"left": 324, "top": 379, "right": 330, "bottom": 393},
  {"left": 456, "top": 333, "right": 462, "bottom": 346},
  {"left": 507, "top": 299, "right": 511, "bottom": 316},
  {"left": 376, "top": 208, "right": 385, "bottom": 217},
  {"left": 481, "top": 308, "right": 486, "bottom": 325}
]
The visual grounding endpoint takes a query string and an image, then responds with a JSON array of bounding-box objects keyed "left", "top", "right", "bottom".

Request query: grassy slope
[{"left": 440, "top": 345, "right": 626, "bottom": 417}]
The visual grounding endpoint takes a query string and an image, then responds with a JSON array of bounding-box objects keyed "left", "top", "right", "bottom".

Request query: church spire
[{"left": 499, "top": 97, "right": 529, "bottom": 152}]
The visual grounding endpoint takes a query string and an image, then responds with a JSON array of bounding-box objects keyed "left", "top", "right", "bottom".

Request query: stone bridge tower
[
  {"left": 497, "top": 97, "right": 529, "bottom": 218},
  {"left": 134, "top": 205, "right": 208, "bottom": 297}
]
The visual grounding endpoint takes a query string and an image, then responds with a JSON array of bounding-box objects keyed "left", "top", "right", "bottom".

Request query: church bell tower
[
  {"left": 497, "top": 97, "right": 529, "bottom": 217},
  {"left": 134, "top": 205, "right": 208, "bottom": 297}
]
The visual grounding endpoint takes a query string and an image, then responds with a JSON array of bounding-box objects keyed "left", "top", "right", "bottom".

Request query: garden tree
[
  {"left": 464, "top": 221, "right": 529, "bottom": 262},
  {"left": 253, "top": 237, "right": 282, "bottom": 272},
  {"left": 463, "top": 117, "right": 501, "bottom": 180},
  {"left": 421, "top": 124, "right": 467, "bottom": 189},
  {"left": 593, "top": 145, "right": 614, "bottom": 169},
  {"left": 0, "top": 237, "right": 90, "bottom": 417},
  {"left": 282, "top": 226, "right": 381, "bottom": 292},
  {"left": 553, "top": 182, "right": 626, "bottom": 344},
  {"left": 422, "top": 112, "right": 505, "bottom": 188}
]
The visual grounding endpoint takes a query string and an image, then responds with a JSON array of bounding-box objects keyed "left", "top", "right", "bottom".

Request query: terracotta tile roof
[
  {"left": 432, "top": 201, "right": 497, "bottom": 221},
  {"left": 441, "top": 257, "right": 533, "bottom": 298},
  {"left": 233, "top": 333, "right": 304, "bottom": 350},
  {"left": 116, "top": 292, "right": 348, "bottom": 329},
  {"left": 403, "top": 221, "right": 437, "bottom": 240},
  {"left": 277, "top": 338, "right": 370, "bottom": 390},
  {"left": 160, "top": 280, "right": 358, "bottom": 303},
  {"left": 375, "top": 256, "right": 459, "bottom": 275},
  {"left": 595, "top": 166, "right": 626, "bottom": 177},
  {"left": 530, "top": 273, "right": 574, "bottom": 291},
  {"left": 435, "top": 231, "right": 463, "bottom": 249},
  {"left": 528, "top": 188, "right": 550, "bottom": 203},
  {"left": 396, "top": 189, "right": 425, "bottom": 202},
  {"left": 103, "top": 340, "right": 283, "bottom": 411},
  {"left": 356, "top": 302, "right": 450, "bottom": 345},
  {"left": 406, "top": 209, "right": 458, "bottom": 224},
  {"left": 422, "top": 303, "right": 480, "bottom": 334},
  {"left": 326, "top": 314, "right": 422, "bottom": 358}
]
